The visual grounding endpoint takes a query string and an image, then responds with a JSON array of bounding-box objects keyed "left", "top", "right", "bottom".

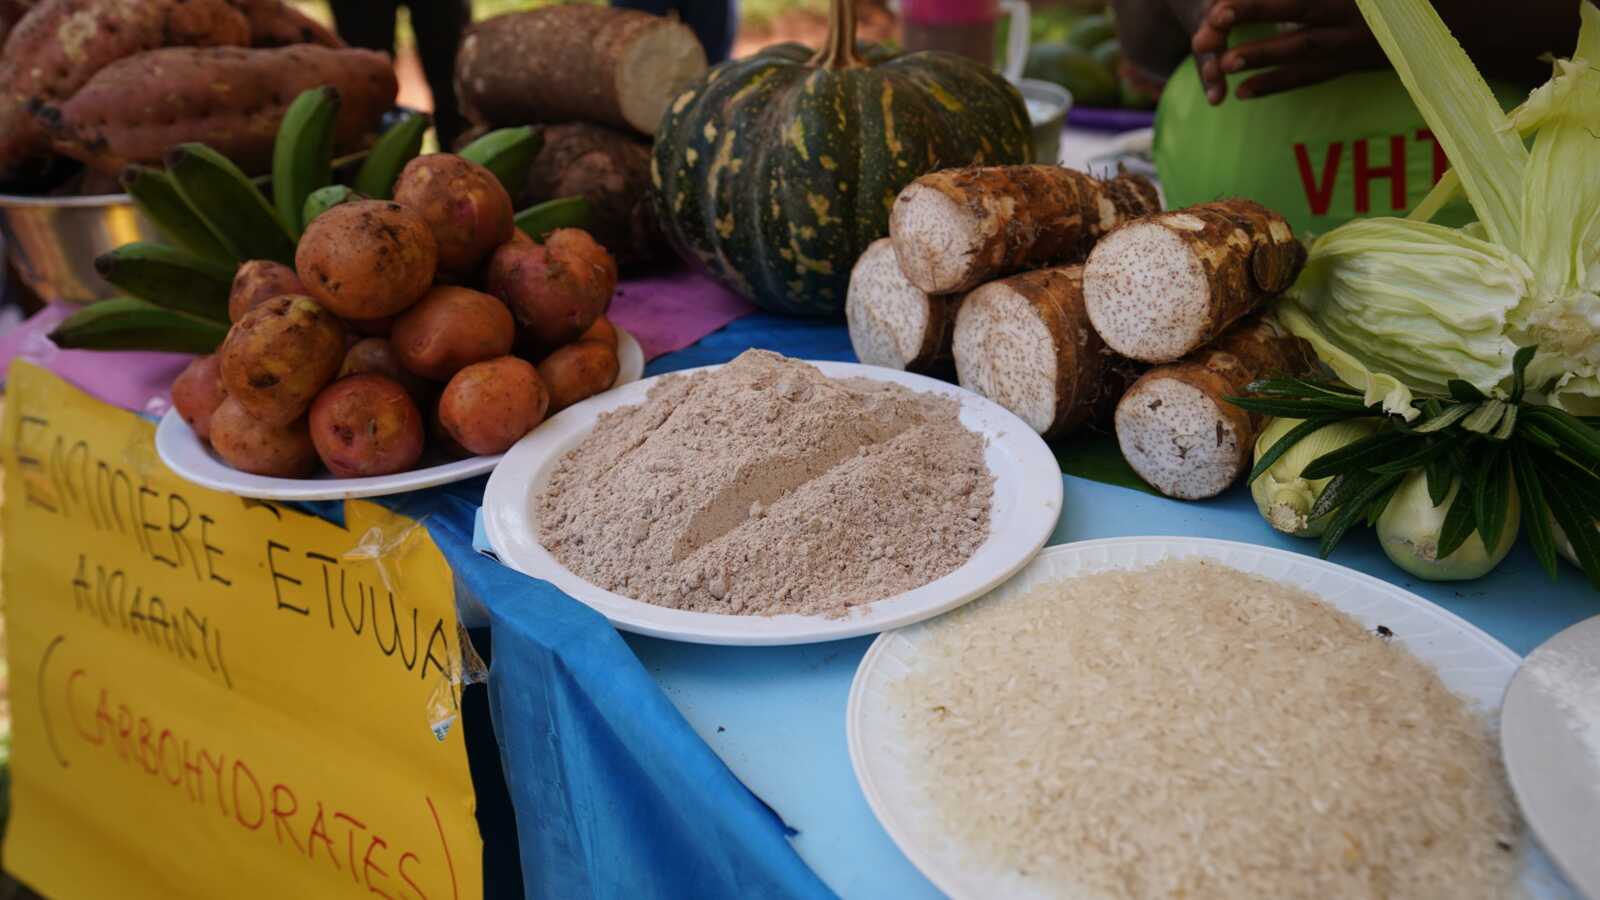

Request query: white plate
[
  {"left": 848, "top": 537, "right": 1577, "bottom": 900},
  {"left": 1502, "top": 614, "right": 1600, "bottom": 899},
  {"left": 483, "top": 360, "right": 1062, "bottom": 646},
  {"left": 155, "top": 327, "right": 644, "bottom": 501}
]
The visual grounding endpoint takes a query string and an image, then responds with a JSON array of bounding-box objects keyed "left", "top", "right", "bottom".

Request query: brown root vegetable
[
  {"left": 340, "top": 337, "right": 436, "bottom": 400},
  {"left": 229, "top": 259, "right": 304, "bottom": 322},
  {"left": 392, "top": 153, "right": 514, "bottom": 274},
  {"left": 1114, "top": 314, "right": 1315, "bottom": 500},
  {"left": 390, "top": 286, "right": 515, "bottom": 381},
  {"left": 889, "top": 166, "right": 1161, "bottom": 295},
  {"left": 579, "top": 315, "right": 618, "bottom": 349},
  {"left": 521, "top": 122, "right": 664, "bottom": 267},
  {"left": 171, "top": 354, "right": 228, "bottom": 441},
  {"left": 953, "top": 266, "right": 1135, "bottom": 438},
  {"left": 209, "top": 397, "right": 317, "bottom": 477},
  {"left": 1083, "top": 200, "right": 1305, "bottom": 364},
  {"left": 438, "top": 356, "right": 549, "bottom": 455},
  {"left": 537, "top": 341, "right": 619, "bottom": 413},
  {"left": 486, "top": 228, "right": 616, "bottom": 353},
  {"left": 455, "top": 6, "right": 706, "bottom": 136},
  {"left": 219, "top": 294, "right": 345, "bottom": 426},
  {"left": 345, "top": 314, "right": 395, "bottom": 337},
  {"left": 308, "top": 374, "right": 425, "bottom": 477},
  {"left": 225, "top": 0, "right": 344, "bottom": 48},
  {"left": 296, "top": 199, "right": 437, "bottom": 319},
  {"left": 40, "top": 45, "right": 395, "bottom": 176},
  {"left": 846, "top": 237, "right": 959, "bottom": 375},
  {"left": 0, "top": 0, "right": 249, "bottom": 178}
]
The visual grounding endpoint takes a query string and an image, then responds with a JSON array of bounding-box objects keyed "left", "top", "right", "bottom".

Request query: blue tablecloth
[{"left": 405, "top": 314, "right": 1598, "bottom": 899}]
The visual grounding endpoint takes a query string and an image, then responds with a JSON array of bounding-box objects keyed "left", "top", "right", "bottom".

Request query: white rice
[{"left": 891, "top": 559, "right": 1520, "bottom": 899}]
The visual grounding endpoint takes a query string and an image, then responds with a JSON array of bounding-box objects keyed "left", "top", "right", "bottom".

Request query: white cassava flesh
[
  {"left": 889, "top": 184, "right": 989, "bottom": 296},
  {"left": 1116, "top": 375, "right": 1248, "bottom": 499},
  {"left": 847, "top": 238, "right": 958, "bottom": 373},
  {"left": 617, "top": 26, "right": 707, "bottom": 135}
]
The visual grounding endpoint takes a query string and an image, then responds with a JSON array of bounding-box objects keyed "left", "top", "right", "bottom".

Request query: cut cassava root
[
  {"left": 1083, "top": 199, "right": 1305, "bottom": 364},
  {"left": 846, "top": 238, "right": 959, "bottom": 374},
  {"left": 1115, "top": 314, "right": 1313, "bottom": 500},
  {"left": 953, "top": 265, "right": 1133, "bottom": 437},
  {"left": 889, "top": 165, "right": 1160, "bottom": 295}
]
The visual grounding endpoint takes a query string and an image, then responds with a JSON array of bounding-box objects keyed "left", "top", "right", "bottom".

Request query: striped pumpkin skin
[{"left": 651, "top": 43, "right": 1031, "bottom": 318}]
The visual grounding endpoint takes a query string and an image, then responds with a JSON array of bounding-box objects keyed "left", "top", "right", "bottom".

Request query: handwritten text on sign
[{"left": 1, "top": 362, "right": 483, "bottom": 900}]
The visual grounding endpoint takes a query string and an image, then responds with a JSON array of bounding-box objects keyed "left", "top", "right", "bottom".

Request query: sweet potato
[
  {"left": 0, "top": 0, "right": 249, "bottom": 178},
  {"left": 40, "top": 45, "right": 396, "bottom": 176},
  {"left": 538, "top": 341, "right": 619, "bottom": 413},
  {"left": 309, "top": 374, "right": 425, "bottom": 478},
  {"left": 209, "top": 397, "right": 317, "bottom": 477},
  {"left": 392, "top": 154, "right": 514, "bottom": 274},
  {"left": 229, "top": 260, "right": 304, "bottom": 322},
  {"left": 486, "top": 228, "right": 616, "bottom": 353},
  {"left": 226, "top": 0, "right": 343, "bottom": 48},
  {"left": 521, "top": 123, "right": 665, "bottom": 267},
  {"left": 171, "top": 354, "right": 228, "bottom": 441},
  {"left": 296, "top": 199, "right": 437, "bottom": 320},
  {"left": 219, "top": 294, "right": 345, "bottom": 426},
  {"left": 438, "top": 356, "right": 549, "bottom": 456},
  {"left": 390, "top": 286, "right": 515, "bottom": 381},
  {"left": 455, "top": 6, "right": 706, "bottom": 136}
]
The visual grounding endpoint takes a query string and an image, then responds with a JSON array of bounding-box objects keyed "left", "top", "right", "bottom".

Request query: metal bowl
[
  {"left": 0, "top": 191, "right": 159, "bottom": 305},
  {"left": 1016, "top": 78, "right": 1073, "bottom": 166}
]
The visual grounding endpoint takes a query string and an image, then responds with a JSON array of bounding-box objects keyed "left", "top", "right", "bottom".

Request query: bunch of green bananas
[{"left": 50, "top": 89, "right": 571, "bottom": 354}]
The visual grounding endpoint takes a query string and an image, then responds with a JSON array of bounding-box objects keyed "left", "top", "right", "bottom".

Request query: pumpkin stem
[{"left": 810, "top": 0, "right": 866, "bottom": 69}]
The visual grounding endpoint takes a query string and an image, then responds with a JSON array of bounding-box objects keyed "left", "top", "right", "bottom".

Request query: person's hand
[{"left": 1191, "top": 0, "right": 1387, "bottom": 104}]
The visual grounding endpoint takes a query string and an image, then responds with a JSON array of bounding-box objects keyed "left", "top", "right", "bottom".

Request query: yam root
[
  {"left": 225, "top": 0, "right": 343, "bottom": 48},
  {"left": 1114, "top": 314, "right": 1314, "bottom": 500},
  {"left": 1084, "top": 199, "right": 1305, "bottom": 364},
  {"left": 40, "top": 45, "right": 396, "bottom": 176},
  {"left": 889, "top": 165, "right": 1160, "bottom": 295},
  {"left": 454, "top": 6, "right": 706, "bottom": 136},
  {"left": 522, "top": 122, "right": 666, "bottom": 267},
  {"left": 846, "top": 238, "right": 959, "bottom": 375},
  {"left": 953, "top": 265, "right": 1135, "bottom": 438},
  {"left": 0, "top": 0, "right": 249, "bottom": 178}
]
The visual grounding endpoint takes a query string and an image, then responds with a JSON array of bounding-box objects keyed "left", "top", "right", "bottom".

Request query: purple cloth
[
  {"left": 0, "top": 302, "right": 190, "bottom": 416},
  {"left": 1066, "top": 106, "right": 1157, "bottom": 133},
  {"left": 0, "top": 270, "right": 755, "bottom": 415}
]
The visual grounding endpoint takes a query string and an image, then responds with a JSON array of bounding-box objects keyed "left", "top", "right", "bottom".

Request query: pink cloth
[{"left": 0, "top": 270, "right": 754, "bottom": 415}]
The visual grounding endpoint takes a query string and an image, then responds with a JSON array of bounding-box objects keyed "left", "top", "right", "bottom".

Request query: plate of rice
[{"left": 847, "top": 537, "right": 1577, "bottom": 899}]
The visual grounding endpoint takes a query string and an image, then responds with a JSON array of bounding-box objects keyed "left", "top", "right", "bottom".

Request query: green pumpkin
[{"left": 651, "top": 0, "right": 1031, "bottom": 317}]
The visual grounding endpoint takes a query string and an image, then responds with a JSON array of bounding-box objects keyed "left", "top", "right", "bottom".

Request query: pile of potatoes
[{"left": 169, "top": 151, "right": 621, "bottom": 479}]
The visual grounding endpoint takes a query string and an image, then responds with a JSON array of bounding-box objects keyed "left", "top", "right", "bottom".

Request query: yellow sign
[{"left": 1, "top": 362, "right": 484, "bottom": 900}]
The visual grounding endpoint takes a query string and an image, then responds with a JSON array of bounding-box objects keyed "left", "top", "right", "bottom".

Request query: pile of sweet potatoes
[{"left": 0, "top": 0, "right": 389, "bottom": 188}]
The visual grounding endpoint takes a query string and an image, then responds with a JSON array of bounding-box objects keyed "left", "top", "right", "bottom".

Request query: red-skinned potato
[
  {"left": 220, "top": 295, "right": 345, "bottom": 426},
  {"left": 341, "top": 337, "right": 436, "bottom": 400},
  {"left": 346, "top": 314, "right": 396, "bottom": 337},
  {"left": 171, "top": 354, "right": 227, "bottom": 440},
  {"left": 392, "top": 154, "right": 514, "bottom": 274},
  {"left": 537, "top": 340, "right": 619, "bottom": 413},
  {"left": 296, "top": 199, "right": 437, "bottom": 319},
  {"left": 209, "top": 398, "right": 318, "bottom": 477},
  {"left": 579, "top": 315, "right": 618, "bottom": 349},
  {"left": 390, "top": 285, "right": 515, "bottom": 380},
  {"left": 309, "top": 374, "right": 425, "bottom": 477},
  {"left": 438, "top": 356, "right": 549, "bottom": 455},
  {"left": 229, "top": 260, "right": 304, "bottom": 322},
  {"left": 485, "top": 227, "right": 616, "bottom": 353}
]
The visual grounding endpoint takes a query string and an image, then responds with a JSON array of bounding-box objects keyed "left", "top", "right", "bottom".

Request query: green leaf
[
  {"left": 1245, "top": 378, "right": 1364, "bottom": 399},
  {"left": 1412, "top": 402, "right": 1475, "bottom": 433},
  {"left": 1491, "top": 404, "right": 1519, "bottom": 441},
  {"left": 1543, "top": 475, "right": 1600, "bottom": 590},
  {"left": 1448, "top": 380, "right": 1488, "bottom": 402},
  {"left": 1511, "top": 441, "right": 1559, "bottom": 579},
  {"left": 1461, "top": 399, "right": 1507, "bottom": 434},
  {"left": 1370, "top": 434, "right": 1457, "bottom": 474},
  {"left": 1319, "top": 472, "right": 1404, "bottom": 557},
  {"left": 1436, "top": 460, "right": 1482, "bottom": 560},
  {"left": 1053, "top": 432, "right": 1159, "bottom": 495},
  {"left": 1531, "top": 449, "right": 1600, "bottom": 508},
  {"left": 1524, "top": 406, "right": 1600, "bottom": 466},
  {"left": 1521, "top": 421, "right": 1564, "bottom": 450},
  {"left": 1311, "top": 470, "right": 1375, "bottom": 521},
  {"left": 1245, "top": 416, "right": 1346, "bottom": 485},
  {"left": 1473, "top": 448, "right": 1511, "bottom": 551},
  {"left": 1510, "top": 346, "right": 1537, "bottom": 404},
  {"left": 1300, "top": 430, "right": 1414, "bottom": 480},
  {"left": 1424, "top": 455, "right": 1454, "bottom": 506},
  {"left": 1365, "top": 476, "right": 1405, "bottom": 527}
]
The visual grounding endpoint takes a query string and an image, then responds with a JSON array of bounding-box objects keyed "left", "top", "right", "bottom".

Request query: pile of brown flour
[{"left": 536, "top": 350, "right": 993, "bottom": 617}]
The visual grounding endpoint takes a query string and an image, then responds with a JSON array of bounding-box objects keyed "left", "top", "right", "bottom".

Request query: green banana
[
  {"left": 50, "top": 297, "right": 229, "bottom": 354},
  {"left": 458, "top": 125, "right": 543, "bottom": 198},
  {"left": 515, "top": 196, "right": 592, "bottom": 242},
  {"left": 93, "top": 242, "right": 234, "bottom": 322},
  {"left": 166, "top": 143, "right": 297, "bottom": 265},
  {"left": 121, "top": 165, "right": 237, "bottom": 265},
  {"left": 272, "top": 86, "right": 341, "bottom": 237},
  {"left": 302, "top": 184, "right": 358, "bottom": 227},
  {"left": 353, "top": 111, "right": 430, "bottom": 200}
]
